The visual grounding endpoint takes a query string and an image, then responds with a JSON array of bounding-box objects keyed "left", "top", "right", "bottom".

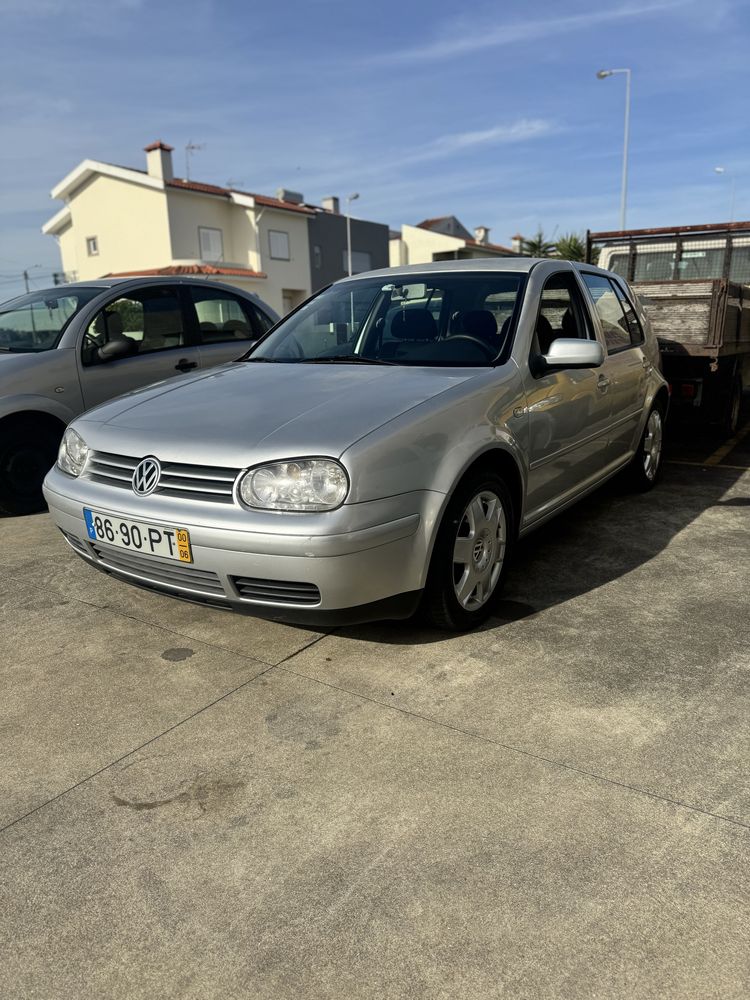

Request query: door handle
[
  {"left": 175, "top": 358, "right": 198, "bottom": 373},
  {"left": 597, "top": 375, "right": 610, "bottom": 391},
  {"left": 642, "top": 358, "right": 653, "bottom": 372}
]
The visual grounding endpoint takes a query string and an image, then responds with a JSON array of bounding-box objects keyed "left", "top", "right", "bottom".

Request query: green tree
[
  {"left": 555, "top": 232, "right": 599, "bottom": 263},
  {"left": 521, "top": 229, "right": 556, "bottom": 257}
]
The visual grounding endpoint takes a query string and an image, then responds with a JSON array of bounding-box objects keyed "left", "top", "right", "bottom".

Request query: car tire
[
  {"left": 421, "top": 471, "right": 515, "bottom": 632},
  {"left": 723, "top": 373, "right": 743, "bottom": 437},
  {"left": 0, "top": 421, "right": 61, "bottom": 516},
  {"left": 625, "top": 402, "right": 665, "bottom": 492}
]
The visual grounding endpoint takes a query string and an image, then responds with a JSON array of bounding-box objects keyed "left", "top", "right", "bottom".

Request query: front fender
[{"left": 0, "top": 392, "right": 77, "bottom": 425}]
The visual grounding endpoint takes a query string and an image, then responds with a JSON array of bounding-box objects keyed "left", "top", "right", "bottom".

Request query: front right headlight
[
  {"left": 239, "top": 458, "right": 349, "bottom": 511},
  {"left": 57, "top": 427, "right": 89, "bottom": 477}
]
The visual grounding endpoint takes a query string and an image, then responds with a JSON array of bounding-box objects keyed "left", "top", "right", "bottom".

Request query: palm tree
[
  {"left": 520, "top": 229, "right": 556, "bottom": 257},
  {"left": 555, "top": 232, "right": 600, "bottom": 263}
]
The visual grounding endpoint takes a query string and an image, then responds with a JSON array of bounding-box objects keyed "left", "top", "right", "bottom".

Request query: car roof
[
  {"left": 340, "top": 257, "right": 616, "bottom": 282},
  {"left": 5, "top": 275, "right": 267, "bottom": 300}
]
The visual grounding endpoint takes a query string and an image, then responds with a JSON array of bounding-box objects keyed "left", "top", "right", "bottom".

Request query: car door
[
  {"left": 186, "top": 285, "right": 273, "bottom": 371},
  {"left": 522, "top": 270, "right": 612, "bottom": 521},
  {"left": 77, "top": 284, "right": 200, "bottom": 411},
  {"left": 579, "top": 272, "right": 649, "bottom": 462}
]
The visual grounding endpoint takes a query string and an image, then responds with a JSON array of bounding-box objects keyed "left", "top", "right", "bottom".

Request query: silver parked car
[
  {"left": 43, "top": 259, "right": 668, "bottom": 631},
  {"left": 0, "top": 277, "right": 278, "bottom": 514}
]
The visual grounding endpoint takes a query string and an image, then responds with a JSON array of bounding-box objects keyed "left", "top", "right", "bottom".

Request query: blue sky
[{"left": 1, "top": 0, "right": 749, "bottom": 299}]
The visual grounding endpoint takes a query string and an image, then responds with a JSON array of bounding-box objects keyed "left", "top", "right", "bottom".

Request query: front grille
[
  {"left": 231, "top": 576, "right": 321, "bottom": 606},
  {"left": 87, "top": 451, "right": 240, "bottom": 504},
  {"left": 92, "top": 543, "right": 226, "bottom": 598}
]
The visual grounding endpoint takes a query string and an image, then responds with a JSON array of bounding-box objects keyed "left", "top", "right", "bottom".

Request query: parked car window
[
  {"left": 532, "top": 271, "right": 593, "bottom": 356},
  {"left": 581, "top": 273, "right": 635, "bottom": 353},
  {"left": 189, "top": 287, "right": 256, "bottom": 343},
  {"left": 82, "top": 286, "right": 186, "bottom": 365},
  {"left": 729, "top": 246, "right": 750, "bottom": 283},
  {"left": 610, "top": 279, "right": 644, "bottom": 345},
  {"left": 606, "top": 253, "right": 629, "bottom": 279},
  {"left": 0, "top": 287, "right": 101, "bottom": 352},
  {"left": 247, "top": 273, "right": 525, "bottom": 367}
]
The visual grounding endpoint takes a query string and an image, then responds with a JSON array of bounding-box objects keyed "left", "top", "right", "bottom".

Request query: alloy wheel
[{"left": 452, "top": 490, "right": 507, "bottom": 611}]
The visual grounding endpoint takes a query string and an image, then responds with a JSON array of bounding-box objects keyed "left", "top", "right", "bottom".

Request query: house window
[
  {"left": 198, "top": 227, "right": 224, "bottom": 262},
  {"left": 313, "top": 245, "right": 322, "bottom": 269},
  {"left": 342, "top": 249, "right": 372, "bottom": 274},
  {"left": 269, "top": 230, "right": 290, "bottom": 260},
  {"left": 86, "top": 236, "right": 99, "bottom": 256}
]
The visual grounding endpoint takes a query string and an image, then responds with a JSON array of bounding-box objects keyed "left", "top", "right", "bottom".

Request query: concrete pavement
[{"left": 1, "top": 428, "right": 748, "bottom": 998}]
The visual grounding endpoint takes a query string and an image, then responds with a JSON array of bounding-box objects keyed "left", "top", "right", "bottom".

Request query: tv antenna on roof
[{"left": 185, "top": 140, "right": 205, "bottom": 180}]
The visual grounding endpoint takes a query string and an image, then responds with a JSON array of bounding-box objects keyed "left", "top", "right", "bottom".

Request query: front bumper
[{"left": 43, "top": 466, "right": 444, "bottom": 625}]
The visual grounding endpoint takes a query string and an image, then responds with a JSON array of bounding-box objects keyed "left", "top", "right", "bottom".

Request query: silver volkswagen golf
[{"left": 44, "top": 259, "right": 668, "bottom": 631}]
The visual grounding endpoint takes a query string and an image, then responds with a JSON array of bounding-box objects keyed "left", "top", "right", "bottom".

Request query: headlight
[
  {"left": 57, "top": 427, "right": 89, "bottom": 477},
  {"left": 239, "top": 459, "right": 349, "bottom": 511}
]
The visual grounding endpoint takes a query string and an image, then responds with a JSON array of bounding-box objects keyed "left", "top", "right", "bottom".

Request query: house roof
[
  {"left": 46, "top": 158, "right": 317, "bottom": 220},
  {"left": 106, "top": 264, "right": 267, "bottom": 280},
  {"left": 464, "top": 238, "right": 515, "bottom": 255}
]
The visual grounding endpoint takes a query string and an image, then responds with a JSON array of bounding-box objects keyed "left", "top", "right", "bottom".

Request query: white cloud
[{"left": 376, "top": 1, "right": 692, "bottom": 64}]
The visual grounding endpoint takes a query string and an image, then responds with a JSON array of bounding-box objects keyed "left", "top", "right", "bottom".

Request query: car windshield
[
  {"left": 247, "top": 272, "right": 525, "bottom": 367},
  {"left": 0, "top": 287, "right": 102, "bottom": 352}
]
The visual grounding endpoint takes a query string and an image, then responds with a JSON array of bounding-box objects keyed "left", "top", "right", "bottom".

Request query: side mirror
[
  {"left": 543, "top": 338, "right": 604, "bottom": 369},
  {"left": 96, "top": 338, "right": 135, "bottom": 363}
]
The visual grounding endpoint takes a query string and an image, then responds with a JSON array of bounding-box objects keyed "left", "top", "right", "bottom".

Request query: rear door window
[
  {"left": 581, "top": 273, "right": 635, "bottom": 354},
  {"left": 188, "top": 286, "right": 260, "bottom": 343}
]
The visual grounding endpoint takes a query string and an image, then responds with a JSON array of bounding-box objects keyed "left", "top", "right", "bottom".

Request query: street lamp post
[
  {"left": 345, "top": 192, "right": 360, "bottom": 276},
  {"left": 714, "top": 166, "right": 736, "bottom": 222},
  {"left": 596, "top": 68, "right": 632, "bottom": 230}
]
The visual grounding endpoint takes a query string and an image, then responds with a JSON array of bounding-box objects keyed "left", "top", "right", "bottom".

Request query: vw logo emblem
[{"left": 132, "top": 457, "right": 161, "bottom": 497}]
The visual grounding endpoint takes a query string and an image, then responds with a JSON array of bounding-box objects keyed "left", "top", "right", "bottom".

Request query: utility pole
[{"left": 23, "top": 269, "right": 30, "bottom": 293}]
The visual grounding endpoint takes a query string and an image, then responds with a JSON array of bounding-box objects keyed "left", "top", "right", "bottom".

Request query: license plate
[{"left": 83, "top": 509, "right": 193, "bottom": 563}]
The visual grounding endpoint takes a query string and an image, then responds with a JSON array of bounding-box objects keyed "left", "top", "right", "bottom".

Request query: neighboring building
[
  {"left": 308, "top": 196, "right": 389, "bottom": 291},
  {"left": 42, "top": 142, "right": 387, "bottom": 315},
  {"left": 389, "top": 216, "right": 517, "bottom": 267}
]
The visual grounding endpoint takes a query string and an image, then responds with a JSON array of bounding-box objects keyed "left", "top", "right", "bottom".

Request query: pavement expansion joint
[
  {"left": 279, "top": 664, "right": 750, "bottom": 834},
  {"left": 0, "top": 630, "right": 330, "bottom": 838}
]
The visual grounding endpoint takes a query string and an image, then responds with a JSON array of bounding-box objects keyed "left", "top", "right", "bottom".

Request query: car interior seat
[
  {"left": 457, "top": 309, "right": 498, "bottom": 350},
  {"left": 535, "top": 314, "right": 556, "bottom": 354}
]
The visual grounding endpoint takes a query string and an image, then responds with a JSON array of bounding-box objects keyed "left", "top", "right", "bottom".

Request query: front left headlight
[
  {"left": 57, "top": 427, "right": 89, "bottom": 477},
  {"left": 239, "top": 458, "right": 349, "bottom": 511}
]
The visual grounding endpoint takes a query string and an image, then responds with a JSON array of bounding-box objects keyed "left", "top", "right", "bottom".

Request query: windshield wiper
[{"left": 300, "top": 355, "right": 396, "bottom": 366}]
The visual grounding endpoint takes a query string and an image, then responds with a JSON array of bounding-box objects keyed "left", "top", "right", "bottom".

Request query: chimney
[
  {"left": 474, "top": 225, "right": 490, "bottom": 245},
  {"left": 322, "top": 196, "right": 340, "bottom": 214},
  {"left": 144, "top": 141, "right": 174, "bottom": 181},
  {"left": 511, "top": 232, "right": 524, "bottom": 254}
]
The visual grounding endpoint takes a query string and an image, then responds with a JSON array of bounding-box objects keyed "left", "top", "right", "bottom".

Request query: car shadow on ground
[{"left": 334, "top": 415, "right": 749, "bottom": 646}]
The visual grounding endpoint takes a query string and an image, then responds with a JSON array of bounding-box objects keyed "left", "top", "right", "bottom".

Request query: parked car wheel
[
  {"left": 626, "top": 403, "right": 664, "bottom": 491},
  {"left": 422, "top": 471, "right": 515, "bottom": 631},
  {"left": 723, "top": 373, "right": 743, "bottom": 437},
  {"left": 0, "top": 420, "right": 60, "bottom": 515}
]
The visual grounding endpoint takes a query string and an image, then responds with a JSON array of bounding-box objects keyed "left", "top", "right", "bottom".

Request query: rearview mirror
[{"left": 543, "top": 338, "right": 604, "bottom": 369}]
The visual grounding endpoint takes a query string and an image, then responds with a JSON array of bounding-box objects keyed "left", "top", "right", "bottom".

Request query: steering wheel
[{"left": 446, "top": 335, "right": 497, "bottom": 361}]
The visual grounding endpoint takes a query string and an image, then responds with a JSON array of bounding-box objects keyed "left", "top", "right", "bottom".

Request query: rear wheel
[
  {"left": 422, "top": 472, "right": 514, "bottom": 631},
  {"left": 625, "top": 403, "right": 664, "bottom": 491},
  {"left": 0, "top": 421, "right": 61, "bottom": 516},
  {"left": 723, "top": 373, "right": 743, "bottom": 437}
]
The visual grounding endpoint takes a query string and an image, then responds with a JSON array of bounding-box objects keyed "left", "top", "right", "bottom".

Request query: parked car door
[
  {"left": 186, "top": 285, "right": 275, "bottom": 370},
  {"left": 579, "top": 272, "right": 649, "bottom": 461},
  {"left": 77, "top": 284, "right": 201, "bottom": 411},
  {"left": 522, "top": 270, "right": 612, "bottom": 520}
]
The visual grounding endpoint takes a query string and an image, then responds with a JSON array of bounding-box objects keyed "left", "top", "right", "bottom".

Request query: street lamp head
[
  {"left": 347, "top": 192, "right": 360, "bottom": 202},
  {"left": 596, "top": 69, "right": 613, "bottom": 79}
]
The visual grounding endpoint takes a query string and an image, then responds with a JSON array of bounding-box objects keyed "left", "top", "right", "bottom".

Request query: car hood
[{"left": 76, "top": 362, "right": 482, "bottom": 466}]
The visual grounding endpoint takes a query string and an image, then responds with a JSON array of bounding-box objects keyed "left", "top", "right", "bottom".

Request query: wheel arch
[{"left": 0, "top": 408, "right": 67, "bottom": 441}]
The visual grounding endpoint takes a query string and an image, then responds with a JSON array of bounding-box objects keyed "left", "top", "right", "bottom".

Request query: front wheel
[
  {"left": 0, "top": 422, "right": 61, "bottom": 516},
  {"left": 625, "top": 404, "right": 664, "bottom": 491},
  {"left": 421, "top": 472, "right": 515, "bottom": 632}
]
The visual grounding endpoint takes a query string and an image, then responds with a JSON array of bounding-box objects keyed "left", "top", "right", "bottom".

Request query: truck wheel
[
  {"left": 422, "top": 472, "right": 515, "bottom": 632},
  {"left": 626, "top": 403, "right": 664, "bottom": 492},
  {"left": 0, "top": 422, "right": 61, "bottom": 516},
  {"left": 723, "top": 373, "right": 743, "bottom": 437}
]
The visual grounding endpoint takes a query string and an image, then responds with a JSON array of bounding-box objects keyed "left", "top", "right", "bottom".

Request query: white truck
[{"left": 588, "top": 221, "right": 750, "bottom": 434}]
